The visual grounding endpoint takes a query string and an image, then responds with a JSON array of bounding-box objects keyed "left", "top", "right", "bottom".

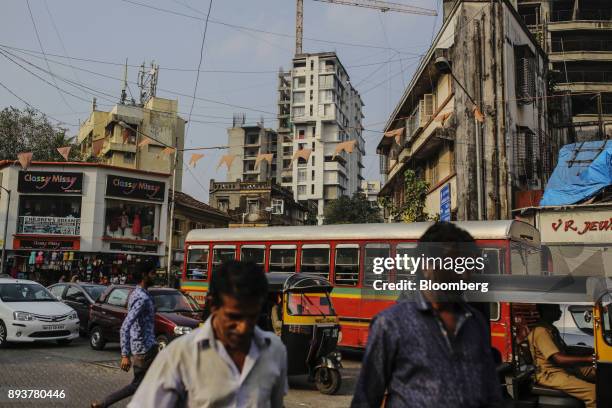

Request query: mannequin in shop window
[
  {"left": 120, "top": 211, "right": 129, "bottom": 236},
  {"left": 132, "top": 211, "right": 142, "bottom": 237}
]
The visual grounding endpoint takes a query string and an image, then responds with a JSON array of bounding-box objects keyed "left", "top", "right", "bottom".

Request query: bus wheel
[{"left": 314, "top": 367, "right": 341, "bottom": 395}]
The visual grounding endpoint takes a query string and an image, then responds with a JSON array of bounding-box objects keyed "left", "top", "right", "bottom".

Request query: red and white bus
[{"left": 181, "top": 221, "right": 544, "bottom": 360}]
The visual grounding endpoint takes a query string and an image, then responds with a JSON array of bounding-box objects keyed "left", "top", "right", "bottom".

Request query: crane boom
[
  {"left": 296, "top": 0, "right": 437, "bottom": 54},
  {"left": 313, "top": 0, "right": 437, "bottom": 16}
]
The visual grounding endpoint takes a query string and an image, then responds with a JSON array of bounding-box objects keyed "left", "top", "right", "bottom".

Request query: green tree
[
  {"left": 380, "top": 169, "right": 432, "bottom": 222},
  {"left": 0, "top": 107, "right": 84, "bottom": 161},
  {"left": 323, "top": 192, "right": 383, "bottom": 224}
]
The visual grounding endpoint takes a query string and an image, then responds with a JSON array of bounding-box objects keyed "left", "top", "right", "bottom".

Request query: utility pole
[
  {"left": 597, "top": 92, "right": 604, "bottom": 139},
  {"left": 166, "top": 145, "right": 178, "bottom": 288},
  {"left": 0, "top": 187, "right": 11, "bottom": 275}
]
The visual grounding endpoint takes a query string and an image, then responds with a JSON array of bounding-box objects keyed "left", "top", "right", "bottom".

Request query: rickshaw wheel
[{"left": 314, "top": 367, "right": 341, "bottom": 395}]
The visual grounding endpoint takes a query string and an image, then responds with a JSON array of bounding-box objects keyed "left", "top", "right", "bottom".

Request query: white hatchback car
[{"left": 0, "top": 278, "right": 80, "bottom": 347}]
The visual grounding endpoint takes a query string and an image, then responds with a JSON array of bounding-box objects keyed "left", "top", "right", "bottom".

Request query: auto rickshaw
[
  {"left": 466, "top": 275, "right": 612, "bottom": 408},
  {"left": 263, "top": 273, "right": 343, "bottom": 395}
]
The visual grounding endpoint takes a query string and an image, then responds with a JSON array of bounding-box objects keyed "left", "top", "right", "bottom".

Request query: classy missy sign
[
  {"left": 18, "top": 171, "right": 83, "bottom": 194},
  {"left": 106, "top": 175, "right": 165, "bottom": 202}
]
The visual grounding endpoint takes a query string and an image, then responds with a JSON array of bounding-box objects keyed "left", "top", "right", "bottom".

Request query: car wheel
[
  {"left": 0, "top": 320, "right": 7, "bottom": 348},
  {"left": 90, "top": 326, "right": 106, "bottom": 350},
  {"left": 56, "top": 339, "right": 72, "bottom": 346},
  {"left": 157, "top": 335, "right": 169, "bottom": 351}
]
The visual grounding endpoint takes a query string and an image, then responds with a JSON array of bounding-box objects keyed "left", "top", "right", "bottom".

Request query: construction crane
[{"left": 295, "top": 0, "right": 438, "bottom": 54}]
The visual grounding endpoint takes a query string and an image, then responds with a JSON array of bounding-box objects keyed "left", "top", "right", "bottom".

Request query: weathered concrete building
[
  {"left": 378, "top": 0, "right": 550, "bottom": 221},
  {"left": 516, "top": 0, "right": 612, "bottom": 145},
  {"left": 208, "top": 179, "right": 309, "bottom": 227},
  {"left": 226, "top": 119, "right": 278, "bottom": 183},
  {"left": 77, "top": 97, "right": 185, "bottom": 190}
]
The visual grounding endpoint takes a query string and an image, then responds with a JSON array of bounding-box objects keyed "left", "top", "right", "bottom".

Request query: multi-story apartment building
[
  {"left": 286, "top": 52, "right": 365, "bottom": 224},
  {"left": 226, "top": 118, "right": 278, "bottom": 183},
  {"left": 516, "top": 0, "right": 612, "bottom": 143},
  {"left": 77, "top": 97, "right": 185, "bottom": 190},
  {"left": 277, "top": 69, "right": 293, "bottom": 189},
  {"left": 378, "top": 0, "right": 549, "bottom": 221}
]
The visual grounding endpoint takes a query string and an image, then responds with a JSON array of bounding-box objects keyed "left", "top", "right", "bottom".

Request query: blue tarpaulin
[{"left": 540, "top": 140, "right": 612, "bottom": 206}]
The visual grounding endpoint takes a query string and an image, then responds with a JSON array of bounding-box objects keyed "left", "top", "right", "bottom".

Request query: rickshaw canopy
[{"left": 265, "top": 273, "right": 334, "bottom": 294}]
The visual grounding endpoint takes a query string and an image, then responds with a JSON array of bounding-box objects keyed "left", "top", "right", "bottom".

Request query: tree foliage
[
  {"left": 323, "top": 192, "right": 383, "bottom": 224},
  {"left": 0, "top": 107, "right": 84, "bottom": 162},
  {"left": 380, "top": 169, "right": 432, "bottom": 222}
]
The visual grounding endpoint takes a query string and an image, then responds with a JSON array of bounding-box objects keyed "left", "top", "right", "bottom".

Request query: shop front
[
  {"left": 8, "top": 170, "right": 84, "bottom": 284},
  {"left": 100, "top": 174, "right": 166, "bottom": 283},
  {"left": 0, "top": 162, "right": 170, "bottom": 285}
]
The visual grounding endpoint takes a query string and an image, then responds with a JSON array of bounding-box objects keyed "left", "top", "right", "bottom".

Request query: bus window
[
  {"left": 481, "top": 248, "right": 503, "bottom": 274},
  {"left": 396, "top": 243, "right": 417, "bottom": 281},
  {"left": 301, "top": 245, "right": 330, "bottom": 279},
  {"left": 212, "top": 245, "right": 236, "bottom": 275},
  {"left": 186, "top": 245, "right": 209, "bottom": 280},
  {"left": 241, "top": 245, "right": 265, "bottom": 266},
  {"left": 270, "top": 245, "right": 296, "bottom": 273},
  {"left": 364, "top": 243, "right": 391, "bottom": 287},
  {"left": 334, "top": 245, "right": 359, "bottom": 286}
]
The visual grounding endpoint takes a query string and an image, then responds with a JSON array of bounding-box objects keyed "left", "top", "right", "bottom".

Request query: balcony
[
  {"left": 550, "top": 39, "right": 612, "bottom": 62},
  {"left": 17, "top": 216, "right": 81, "bottom": 236},
  {"left": 550, "top": 9, "right": 612, "bottom": 23},
  {"left": 556, "top": 70, "right": 612, "bottom": 92}
]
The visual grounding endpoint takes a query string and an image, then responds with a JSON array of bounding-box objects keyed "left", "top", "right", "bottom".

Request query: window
[
  {"left": 18, "top": 195, "right": 82, "bottom": 235},
  {"left": 482, "top": 248, "right": 503, "bottom": 274},
  {"left": 104, "top": 199, "right": 157, "bottom": 241},
  {"left": 309, "top": 90, "right": 313, "bottom": 101},
  {"left": 396, "top": 243, "right": 417, "bottom": 282},
  {"left": 293, "top": 92, "right": 305, "bottom": 104},
  {"left": 309, "top": 105, "right": 313, "bottom": 116},
  {"left": 335, "top": 245, "right": 359, "bottom": 285},
  {"left": 311, "top": 184, "right": 315, "bottom": 194},
  {"left": 241, "top": 245, "right": 265, "bottom": 266},
  {"left": 319, "top": 90, "right": 332, "bottom": 102},
  {"left": 364, "top": 244, "right": 391, "bottom": 286},
  {"left": 123, "top": 152, "right": 135, "bottom": 164},
  {"left": 301, "top": 245, "right": 330, "bottom": 278},
  {"left": 319, "top": 75, "right": 332, "bottom": 88},
  {"left": 271, "top": 199, "right": 284, "bottom": 215},
  {"left": 298, "top": 168, "right": 307, "bottom": 182},
  {"left": 187, "top": 245, "right": 209, "bottom": 280},
  {"left": 212, "top": 246, "right": 236, "bottom": 275},
  {"left": 297, "top": 129, "right": 305, "bottom": 139},
  {"left": 515, "top": 45, "right": 536, "bottom": 104},
  {"left": 217, "top": 198, "right": 229, "bottom": 213},
  {"left": 247, "top": 198, "right": 259, "bottom": 214},
  {"left": 287, "top": 293, "right": 334, "bottom": 316},
  {"left": 49, "top": 285, "right": 65, "bottom": 299},
  {"left": 293, "top": 76, "right": 305, "bottom": 88},
  {"left": 270, "top": 245, "right": 296, "bottom": 273},
  {"left": 310, "top": 75, "right": 314, "bottom": 86},
  {"left": 293, "top": 107, "right": 305, "bottom": 117},
  {"left": 312, "top": 126, "right": 316, "bottom": 137},
  {"left": 310, "top": 60, "right": 314, "bottom": 70},
  {"left": 297, "top": 185, "right": 306, "bottom": 195},
  {"left": 311, "top": 170, "right": 315, "bottom": 180},
  {"left": 107, "top": 288, "right": 130, "bottom": 307},
  {"left": 312, "top": 155, "right": 315, "bottom": 166}
]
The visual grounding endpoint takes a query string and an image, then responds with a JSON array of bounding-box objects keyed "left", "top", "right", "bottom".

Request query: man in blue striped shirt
[{"left": 91, "top": 262, "right": 158, "bottom": 408}]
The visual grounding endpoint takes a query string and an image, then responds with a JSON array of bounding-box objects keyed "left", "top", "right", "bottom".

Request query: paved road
[{"left": 0, "top": 337, "right": 360, "bottom": 407}]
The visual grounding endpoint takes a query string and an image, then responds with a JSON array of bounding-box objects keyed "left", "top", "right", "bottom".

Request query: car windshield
[
  {"left": 82, "top": 285, "right": 105, "bottom": 301},
  {"left": 0, "top": 283, "right": 57, "bottom": 302},
  {"left": 152, "top": 291, "right": 201, "bottom": 313}
]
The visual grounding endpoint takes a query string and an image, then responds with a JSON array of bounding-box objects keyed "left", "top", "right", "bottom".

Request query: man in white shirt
[{"left": 129, "top": 260, "right": 288, "bottom": 407}]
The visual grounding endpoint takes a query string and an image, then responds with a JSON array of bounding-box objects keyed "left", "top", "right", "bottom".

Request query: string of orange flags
[
  {"left": 138, "top": 137, "right": 152, "bottom": 148},
  {"left": 473, "top": 106, "right": 485, "bottom": 123},
  {"left": 56, "top": 146, "right": 71, "bottom": 161},
  {"left": 189, "top": 153, "right": 205, "bottom": 167},
  {"left": 17, "top": 152, "right": 33, "bottom": 170},
  {"left": 333, "top": 140, "right": 357, "bottom": 159},
  {"left": 255, "top": 153, "right": 274, "bottom": 169},
  {"left": 383, "top": 127, "right": 404, "bottom": 145},
  {"left": 217, "top": 154, "right": 235, "bottom": 170},
  {"left": 292, "top": 148, "right": 312, "bottom": 163}
]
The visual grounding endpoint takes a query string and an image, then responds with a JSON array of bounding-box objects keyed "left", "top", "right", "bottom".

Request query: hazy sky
[{"left": 1, "top": 0, "right": 442, "bottom": 202}]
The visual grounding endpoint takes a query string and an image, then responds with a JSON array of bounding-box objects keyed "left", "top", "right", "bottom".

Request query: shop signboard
[
  {"left": 106, "top": 175, "right": 165, "bottom": 202},
  {"left": 14, "top": 238, "right": 79, "bottom": 250},
  {"left": 440, "top": 184, "right": 451, "bottom": 222},
  {"left": 539, "top": 209, "right": 612, "bottom": 244},
  {"left": 18, "top": 171, "right": 83, "bottom": 194},
  {"left": 109, "top": 242, "right": 158, "bottom": 253}
]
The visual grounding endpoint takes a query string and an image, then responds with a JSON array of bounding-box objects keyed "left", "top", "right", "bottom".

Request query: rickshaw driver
[
  {"left": 528, "top": 304, "right": 596, "bottom": 408},
  {"left": 271, "top": 293, "right": 283, "bottom": 336}
]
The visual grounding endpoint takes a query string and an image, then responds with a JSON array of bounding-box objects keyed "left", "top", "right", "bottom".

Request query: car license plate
[{"left": 42, "top": 324, "right": 65, "bottom": 330}]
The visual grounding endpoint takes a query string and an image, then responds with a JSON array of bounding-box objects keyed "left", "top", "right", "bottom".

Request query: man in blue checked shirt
[{"left": 91, "top": 262, "right": 158, "bottom": 408}]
